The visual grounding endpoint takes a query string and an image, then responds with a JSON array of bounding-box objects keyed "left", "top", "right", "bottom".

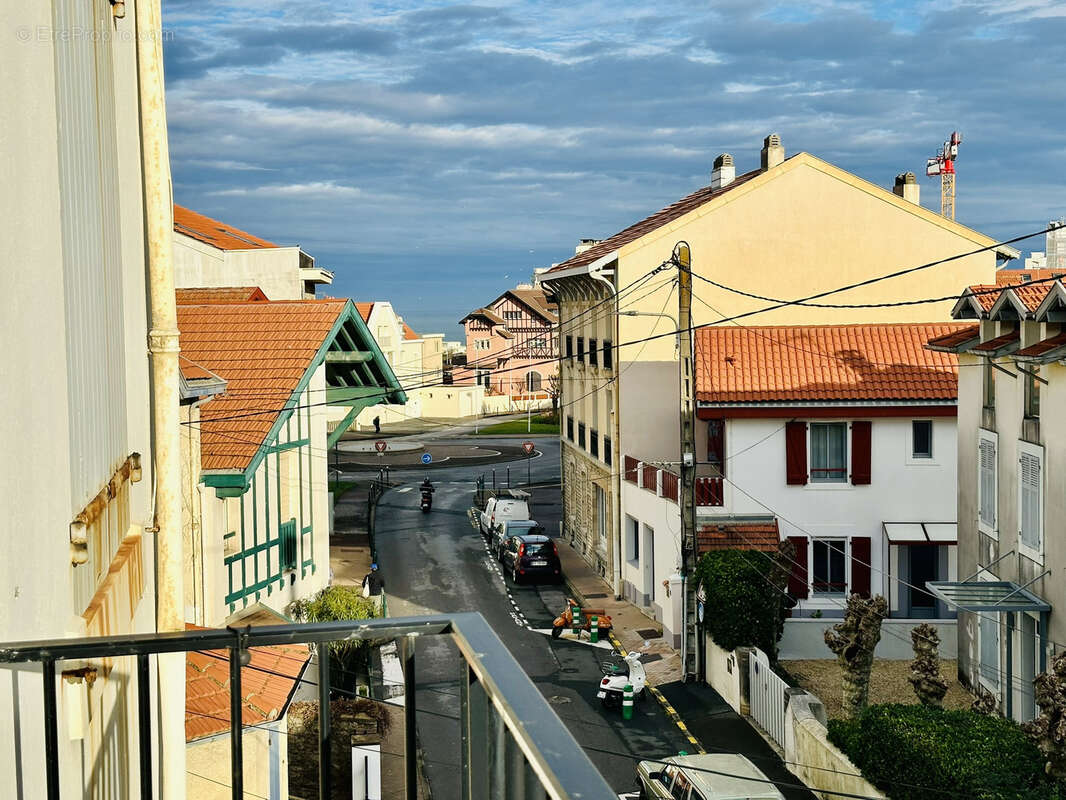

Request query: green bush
[
  {"left": 695, "top": 549, "right": 788, "bottom": 657},
  {"left": 828, "top": 704, "right": 1064, "bottom": 800}
]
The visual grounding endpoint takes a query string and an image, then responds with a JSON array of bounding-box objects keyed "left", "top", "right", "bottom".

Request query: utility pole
[{"left": 675, "top": 241, "right": 697, "bottom": 682}]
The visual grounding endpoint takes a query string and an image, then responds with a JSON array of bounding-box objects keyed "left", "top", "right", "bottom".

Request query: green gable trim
[
  {"left": 326, "top": 387, "right": 388, "bottom": 405},
  {"left": 326, "top": 398, "right": 379, "bottom": 448},
  {"left": 266, "top": 438, "right": 310, "bottom": 454}
]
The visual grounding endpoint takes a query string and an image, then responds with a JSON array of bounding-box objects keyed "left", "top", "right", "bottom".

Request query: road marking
[
  {"left": 530, "top": 629, "right": 614, "bottom": 649},
  {"left": 609, "top": 631, "right": 706, "bottom": 754},
  {"left": 396, "top": 487, "right": 412, "bottom": 493}
]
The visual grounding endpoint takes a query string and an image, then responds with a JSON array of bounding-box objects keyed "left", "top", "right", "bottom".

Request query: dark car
[{"left": 499, "top": 534, "right": 561, "bottom": 584}]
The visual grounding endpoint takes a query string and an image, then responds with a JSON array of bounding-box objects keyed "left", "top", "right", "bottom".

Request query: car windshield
[
  {"left": 510, "top": 524, "right": 543, "bottom": 535},
  {"left": 522, "top": 539, "right": 553, "bottom": 555}
]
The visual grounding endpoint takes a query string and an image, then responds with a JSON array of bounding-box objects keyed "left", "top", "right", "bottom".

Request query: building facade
[
  {"left": 542, "top": 134, "right": 1013, "bottom": 596},
  {"left": 928, "top": 270, "right": 1066, "bottom": 723}
]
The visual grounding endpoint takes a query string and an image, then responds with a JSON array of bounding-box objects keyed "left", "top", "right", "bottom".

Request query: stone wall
[{"left": 287, "top": 699, "right": 385, "bottom": 800}]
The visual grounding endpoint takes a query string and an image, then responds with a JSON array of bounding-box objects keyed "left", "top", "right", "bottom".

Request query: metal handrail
[{"left": 1, "top": 612, "right": 616, "bottom": 800}]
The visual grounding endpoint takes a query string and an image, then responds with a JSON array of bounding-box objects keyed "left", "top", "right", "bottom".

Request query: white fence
[{"left": 748, "top": 646, "right": 788, "bottom": 748}]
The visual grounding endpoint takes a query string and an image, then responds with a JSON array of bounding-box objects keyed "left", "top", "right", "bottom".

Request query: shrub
[
  {"left": 828, "top": 703, "right": 1063, "bottom": 800},
  {"left": 694, "top": 548, "right": 789, "bottom": 657}
]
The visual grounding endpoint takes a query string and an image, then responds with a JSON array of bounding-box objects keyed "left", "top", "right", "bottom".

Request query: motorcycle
[
  {"left": 596, "top": 651, "right": 646, "bottom": 710},
  {"left": 551, "top": 599, "right": 612, "bottom": 638},
  {"left": 420, "top": 489, "right": 433, "bottom": 513}
]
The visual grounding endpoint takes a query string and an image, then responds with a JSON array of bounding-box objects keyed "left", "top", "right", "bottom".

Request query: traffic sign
[
  {"left": 421, "top": 452, "right": 432, "bottom": 464},
  {"left": 374, "top": 440, "right": 388, "bottom": 453},
  {"left": 522, "top": 441, "right": 535, "bottom": 455}
]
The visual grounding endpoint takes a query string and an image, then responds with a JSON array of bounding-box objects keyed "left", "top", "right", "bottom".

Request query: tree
[
  {"left": 1024, "top": 651, "right": 1066, "bottom": 779},
  {"left": 908, "top": 622, "right": 948, "bottom": 707},
  {"left": 824, "top": 593, "right": 888, "bottom": 719},
  {"left": 547, "top": 371, "right": 560, "bottom": 416},
  {"left": 290, "top": 585, "right": 379, "bottom": 691}
]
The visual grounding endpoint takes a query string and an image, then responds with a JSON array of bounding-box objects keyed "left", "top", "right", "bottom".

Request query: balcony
[
  {"left": 0, "top": 612, "right": 615, "bottom": 800},
  {"left": 695, "top": 476, "right": 723, "bottom": 507}
]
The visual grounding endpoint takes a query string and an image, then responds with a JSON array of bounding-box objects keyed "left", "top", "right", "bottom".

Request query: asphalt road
[{"left": 371, "top": 435, "right": 691, "bottom": 797}]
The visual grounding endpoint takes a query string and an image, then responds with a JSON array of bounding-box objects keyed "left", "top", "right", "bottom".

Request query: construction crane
[{"left": 926, "top": 131, "right": 962, "bottom": 220}]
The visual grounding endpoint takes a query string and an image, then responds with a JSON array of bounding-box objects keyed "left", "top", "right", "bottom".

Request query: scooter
[
  {"left": 596, "top": 651, "right": 646, "bottom": 710},
  {"left": 420, "top": 490, "right": 433, "bottom": 513}
]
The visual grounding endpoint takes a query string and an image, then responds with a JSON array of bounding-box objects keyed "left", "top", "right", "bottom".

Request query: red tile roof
[
  {"left": 546, "top": 169, "right": 762, "bottom": 274},
  {"left": 972, "top": 328, "right": 1020, "bottom": 354},
  {"left": 695, "top": 323, "right": 963, "bottom": 405},
  {"left": 460, "top": 307, "right": 505, "bottom": 325},
  {"left": 963, "top": 278, "right": 1066, "bottom": 316},
  {"left": 177, "top": 300, "right": 347, "bottom": 470},
  {"left": 697, "top": 520, "right": 780, "bottom": 553},
  {"left": 1016, "top": 331, "right": 1066, "bottom": 360},
  {"left": 403, "top": 322, "right": 419, "bottom": 340},
  {"left": 996, "top": 269, "right": 1066, "bottom": 285},
  {"left": 355, "top": 302, "right": 374, "bottom": 323},
  {"left": 177, "top": 287, "right": 268, "bottom": 304},
  {"left": 174, "top": 205, "right": 278, "bottom": 251},
  {"left": 965, "top": 285, "right": 1002, "bottom": 312},
  {"left": 185, "top": 625, "right": 309, "bottom": 742},
  {"left": 925, "top": 324, "right": 980, "bottom": 353}
]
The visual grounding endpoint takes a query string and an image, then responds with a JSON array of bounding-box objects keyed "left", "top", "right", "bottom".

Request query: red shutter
[
  {"left": 851, "top": 421, "right": 872, "bottom": 485},
  {"left": 707, "top": 419, "right": 725, "bottom": 476},
  {"left": 787, "top": 536, "right": 809, "bottom": 600},
  {"left": 851, "top": 537, "right": 871, "bottom": 597},
  {"left": 785, "top": 422, "right": 808, "bottom": 485}
]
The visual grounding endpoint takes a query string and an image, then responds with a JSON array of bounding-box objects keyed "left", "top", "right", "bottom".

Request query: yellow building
[{"left": 542, "top": 134, "right": 1018, "bottom": 591}]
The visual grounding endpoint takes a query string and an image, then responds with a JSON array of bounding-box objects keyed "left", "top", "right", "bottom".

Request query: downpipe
[{"left": 136, "top": 0, "right": 186, "bottom": 793}]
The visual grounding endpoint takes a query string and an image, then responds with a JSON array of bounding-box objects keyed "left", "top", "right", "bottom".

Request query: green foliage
[
  {"left": 694, "top": 548, "right": 789, "bottom": 657},
  {"left": 290, "top": 585, "right": 379, "bottom": 663},
  {"left": 828, "top": 703, "right": 1065, "bottom": 800},
  {"left": 328, "top": 480, "right": 357, "bottom": 501},
  {"left": 473, "top": 415, "right": 559, "bottom": 435}
]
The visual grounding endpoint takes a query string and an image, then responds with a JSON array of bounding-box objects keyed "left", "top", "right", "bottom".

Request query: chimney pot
[
  {"left": 711, "top": 153, "right": 735, "bottom": 189},
  {"left": 760, "top": 134, "right": 784, "bottom": 170},
  {"left": 893, "top": 171, "right": 920, "bottom": 205},
  {"left": 575, "top": 238, "right": 601, "bottom": 256}
]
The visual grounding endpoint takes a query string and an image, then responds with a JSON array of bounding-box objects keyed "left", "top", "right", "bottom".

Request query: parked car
[
  {"left": 636, "top": 754, "right": 785, "bottom": 800},
  {"left": 479, "top": 493, "right": 530, "bottom": 537},
  {"left": 490, "top": 519, "right": 544, "bottom": 558},
  {"left": 499, "top": 534, "right": 561, "bottom": 584}
]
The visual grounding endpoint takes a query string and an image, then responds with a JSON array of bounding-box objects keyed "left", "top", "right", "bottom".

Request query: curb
[{"left": 563, "top": 572, "right": 706, "bottom": 755}]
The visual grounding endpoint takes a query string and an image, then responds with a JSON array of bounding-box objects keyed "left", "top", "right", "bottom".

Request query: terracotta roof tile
[
  {"left": 461, "top": 307, "right": 505, "bottom": 325},
  {"left": 925, "top": 324, "right": 980, "bottom": 353},
  {"left": 177, "top": 287, "right": 269, "bottom": 304},
  {"left": 174, "top": 205, "right": 278, "bottom": 251},
  {"left": 695, "top": 323, "right": 963, "bottom": 405},
  {"left": 403, "top": 322, "right": 419, "bottom": 340},
  {"left": 355, "top": 302, "right": 374, "bottom": 323},
  {"left": 965, "top": 285, "right": 1002, "bottom": 312},
  {"left": 972, "top": 328, "right": 1020, "bottom": 353},
  {"left": 965, "top": 278, "right": 1065, "bottom": 315},
  {"left": 697, "top": 520, "right": 779, "bottom": 553},
  {"left": 1012, "top": 282, "right": 1055, "bottom": 312},
  {"left": 1016, "top": 330, "right": 1066, "bottom": 359},
  {"left": 996, "top": 269, "right": 1066, "bottom": 286},
  {"left": 178, "top": 300, "right": 347, "bottom": 470},
  {"left": 546, "top": 169, "right": 761, "bottom": 274},
  {"left": 185, "top": 624, "right": 310, "bottom": 742}
]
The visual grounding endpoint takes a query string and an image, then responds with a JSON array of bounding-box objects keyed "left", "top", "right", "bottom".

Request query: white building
[
  {"left": 173, "top": 205, "right": 334, "bottom": 300},
  {"left": 927, "top": 271, "right": 1066, "bottom": 722},
  {"left": 620, "top": 323, "right": 966, "bottom": 655}
]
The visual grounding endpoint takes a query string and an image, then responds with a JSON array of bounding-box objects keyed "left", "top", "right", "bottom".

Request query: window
[
  {"left": 577, "top": 337, "right": 585, "bottom": 363},
  {"left": 526, "top": 371, "right": 542, "bottom": 392},
  {"left": 811, "top": 539, "right": 847, "bottom": 594},
  {"left": 978, "top": 430, "right": 998, "bottom": 535},
  {"left": 590, "top": 430, "right": 599, "bottom": 457},
  {"left": 476, "top": 369, "right": 491, "bottom": 388},
  {"left": 810, "top": 422, "right": 847, "bottom": 483},
  {"left": 504, "top": 310, "right": 521, "bottom": 321},
  {"left": 595, "top": 485, "right": 607, "bottom": 548},
  {"left": 603, "top": 436, "right": 612, "bottom": 466},
  {"left": 1024, "top": 367, "right": 1041, "bottom": 419},
  {"left": 983, "top": 359, "right": 995, "bottom": 409},
  {"left": 707, "top": 419, "right": 725, "bottom": 477},
  {"left": 565, "top": 335, "right": 573, "bottom": 359},
  {"left": 603, "top": 340, "right": 613, "bottom": 370},
  {"left": 912, "top": 420, "right": 933, "bottom": 459},
  {"left": 589, "top": 338, "right": 598, "bottom": 367},
  {"left": 529, "top": 337, "right": 546, "bottom": 350},
  {"left": 627, "top": 516, "right": 639, "bottom": 562},
  {"left": 475, "top": 338, "right": 491, "bottom": 351},
  {"left": 979, "top": 592, "right": 1001, "bottom": 691},
  {"left": 1018, "top": 441, "right": 1044, "bottom": 561},
  {"left": 566, "top": 416, "right": 574, "bottom": 441},
  {"left": 578, "top": 422, "right": 586, "bottom": 448},
  {"left": 279, "top": 519, "right": 298, "bottom": 571}
]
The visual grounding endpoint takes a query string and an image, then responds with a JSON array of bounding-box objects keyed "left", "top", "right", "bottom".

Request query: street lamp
[{"left": 620, "top": 310, "right": 680, "bottom": 355}]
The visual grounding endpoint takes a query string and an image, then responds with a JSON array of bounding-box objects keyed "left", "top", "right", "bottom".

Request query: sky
[{"left": 162, "top": 0, "right": 1066, "bottom": 339}]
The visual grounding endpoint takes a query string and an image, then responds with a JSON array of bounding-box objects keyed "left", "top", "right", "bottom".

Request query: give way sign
[
  {"left": 374, "top": 440, "right": 388, "bottom": 453},
  {"left": 522, "top": 441, "right": 535, "bottom": 455}
]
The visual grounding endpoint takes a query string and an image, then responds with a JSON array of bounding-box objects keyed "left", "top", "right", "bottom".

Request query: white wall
[
  {"left": 173, "top": 233, "right": 310, "bottom": 301},
  {"left": 779, "top": 618, "right": 958, "bottom": 660},
  {"left": 707, "top": 415, "right": 958, "bottom": 617}
]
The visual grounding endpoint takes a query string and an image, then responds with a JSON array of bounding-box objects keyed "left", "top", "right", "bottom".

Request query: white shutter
[
  {"left": 978, "top": 431, "right": 998, "bottom": 535},
  {"left": 1018, "top": 442, "right": 1044, "bottom": 560}
]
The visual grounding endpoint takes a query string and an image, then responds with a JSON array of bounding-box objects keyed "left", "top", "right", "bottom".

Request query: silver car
[
  {"left": 636, "top": 754, "right": 785, "bottom": 800},
  {"left": 490, "top": 519, "right": 544, "bottom": 560}
]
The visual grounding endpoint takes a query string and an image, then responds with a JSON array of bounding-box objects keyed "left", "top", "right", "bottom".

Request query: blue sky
[{"left": 162, "top": 0, "right": 1066, "bottom": 338}]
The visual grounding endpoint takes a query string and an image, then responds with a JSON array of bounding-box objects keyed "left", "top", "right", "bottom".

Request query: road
[{"left": 369, "top": 435, "right": 691, "bottom": 798}]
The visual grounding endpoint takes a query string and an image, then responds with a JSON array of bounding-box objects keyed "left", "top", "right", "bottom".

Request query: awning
[
  {"left": 927, "top": 580, "right": 1051, "bottom": 613},
  {"left": 883, "top": 522, "right": 957, "bottom": 544}
]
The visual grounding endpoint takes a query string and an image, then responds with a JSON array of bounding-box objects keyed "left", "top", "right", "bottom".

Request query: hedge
[
  {"left": 694, "top": 548, "right": 787, "bottom": 657},
  {"left": 828, "top": 704, "right": 1063, "bottom": 800}
]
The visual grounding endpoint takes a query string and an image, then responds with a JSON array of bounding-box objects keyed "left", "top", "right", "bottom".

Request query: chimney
[
  {"left": 760, "top": 133, "right": 784, "bottom": 170},
  {"left": 575, "top": 238, "right": 600, "bottom": 256},
  {"left": 893, "top": 172, "right": 920, "bottom": 205},
  {"left": 711, "top": 153, "right": 735, "bottom": 189}
]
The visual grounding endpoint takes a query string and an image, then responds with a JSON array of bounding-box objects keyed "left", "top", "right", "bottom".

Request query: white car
[
  {"left": 636, "top": 754, "right": 785, "bottom": 800},
  {"left": 478, "top": 493, "right": 530, "bottom": 538}
]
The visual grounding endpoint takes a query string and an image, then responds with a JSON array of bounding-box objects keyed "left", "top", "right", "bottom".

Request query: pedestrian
[
  {"left": 362, "top": 563, "right": 384, "bottom": 598},
  {"left": 373, "top": 415, "right": 381, "bottom": 434}
]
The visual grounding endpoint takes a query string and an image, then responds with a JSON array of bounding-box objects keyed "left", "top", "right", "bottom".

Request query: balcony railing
[
  {"left": 695, "top": 476, "right": 724, "bottom": 506},
  {"left": 0, "top": 612, "right": 615, "bottom": 800}
]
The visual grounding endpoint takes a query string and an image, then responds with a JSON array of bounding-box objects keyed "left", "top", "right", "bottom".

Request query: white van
[
  {"left": 636, "top": 754, "right": 785, "bottom": 800},
  {"left": 478, "top": 493, "right": 530, "bottom": 538}
]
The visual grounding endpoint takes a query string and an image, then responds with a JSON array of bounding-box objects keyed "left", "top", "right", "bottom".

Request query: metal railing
[{"left": 0, "top": 612, "right": 615, "bottom": 800}]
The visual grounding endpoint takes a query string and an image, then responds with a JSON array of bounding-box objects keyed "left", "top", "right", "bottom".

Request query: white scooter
[{"left": 596, "top": 651, "right": 647, "bottom": 710}]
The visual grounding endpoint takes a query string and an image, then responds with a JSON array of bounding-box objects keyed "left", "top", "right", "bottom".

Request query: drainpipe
[
  {"left": 136, "top": 0, "right": 187, "bottom": 794},
  {"left": 590, "top": 265, "right": 622, "bottom": 598}
]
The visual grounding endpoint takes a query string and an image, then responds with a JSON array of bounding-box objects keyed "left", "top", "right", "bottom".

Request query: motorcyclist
[{"left": 420, "top": 477, "right": 434, "bottom": 496}]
